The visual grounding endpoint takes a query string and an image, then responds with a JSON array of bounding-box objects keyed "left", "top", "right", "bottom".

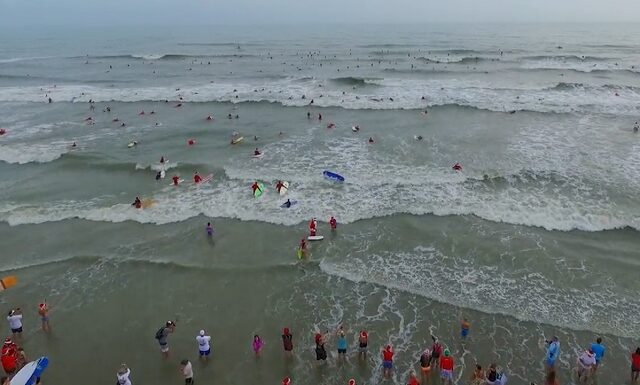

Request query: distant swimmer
[
  {"left": 327, "top": 123, "right": 335, "bottom": 129},
  {"left": 0, "top": 128, "right": 6, "bottom": 136},
  {"left": 368, "top": 137, "right": 374, "bottom": 143},
  {"left": 318, "top": 113, "right": 322, "bottom": 121},
  {"left": 175, "top": 103, "right": 182, "bottom": 108},
  {"left": 206, "top": 222, "right": 213, "bottom": 236},
  {"left": 206, "top": 115, "right": 213, "bottom": 121},
  {"left": 329, "top": 216, "right": 337, "bottom": 231},
  {"left": 48, "top": 97, "right": 52, "bottom": 103},
  {"left": 254, "top": 135, "right": 259, "bottom": 141},
  {"left": 307, "top": 112, "right": 311, "bottom": 119},
  {"left": 155, "top": 171, "right": 162, "bottom": 180},
  {"left": 138, "top": 110, "right": 145, "bottom": 116},
  {"left": 193, "top": 172, "right": 202, "bottom": 184},
  {"left": 84, "top": 117, "right": 93, "bottom": 121},
  {"left": 452, "top": 163, "right": 462, "bottom": 171},
  {"left": 283, "top": 199, "right": 292, "bottom": 208},
  {"left": 235, "top": 114, "right": 239, "bottom": 119},
  {"left": 421, "top": 110, "right": 428, "bottom": 116},
  {"left": 112, "top": 118, "right": 120, "bottom": 122},
  {"left": 228, "top": 114, "right": 233, "bottom": 119},
  {"left": 299, "top": 238, "right": 307, "bottom": 256},
  {"left": 160, "top": 156, "right": 165, "bottom": 164},
  {"left": 121, "top": 123, "right": 126, "bottom": 127},
  {"left": 132, "top": 196, "right": 142, "bottom": 209},
  {"left": 276, "top": 180, "right": 286, "bottom": 194},
  {"left": 150, "top": 111, "right": 155, "bottom": 115},
  {"left": 251, "top": 181, "right": 261, "bottom": 195},
  {"left": 172, "top": 175, "right": 180, "bottom": 186},
  {"left": 254, "top": 148, "right": 261, "bottom": 156},
  {"left": 415, "top": 135, "right": 423, "bottom": 141},
  {"left": 634, "top": 122, "right": 639, "bottom": 133},
  {"left": 188, "top": 139, "right": 195, "bottom": 146}
]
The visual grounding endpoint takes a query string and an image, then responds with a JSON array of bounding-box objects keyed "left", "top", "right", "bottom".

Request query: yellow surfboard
[
  {"left": 141, "top": 199, "right": 156, "bottom": 209},
  {"left": 0, "top": 276, "right": 17, "bottom": 292}
]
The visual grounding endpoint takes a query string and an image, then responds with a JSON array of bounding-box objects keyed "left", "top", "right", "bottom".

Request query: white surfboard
[
  {"left": 279, "top": 181, "right": 289, "bottom": 196},
  {"left": 11, "top": 356, "right": 49, "bottom": 385},
  {"left": 160, "top": 170, "right": 166, "bottom": 179},
  {"left": 308, "top": 235, "right": 324, "bottom": 241}
]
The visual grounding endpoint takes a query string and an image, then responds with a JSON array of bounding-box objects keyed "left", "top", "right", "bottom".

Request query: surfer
[
  {"left": 160, "top": 156, "right": 165, "bottom": 164},
  {"left": 358, "top": 331, "right": 368, "bottom": 359},
  {"left": 132, "top": 197, "right": 142, "bottom": 209},
  {"left": 0, "top": 129, "right": 5, "bottom": 136},
  {"left": 254, "top": 148, "right": 261, "bottom": 156},
  {"left": 71, "top": 142, "right": 77, "bottom": 148},
  {"left": 193, "top": 172, "right": 202, "bottom": 184},
  {"left": 329, "top": 216, "right": 337, "bottom": 230},
  {"left": 251, "top": 182, "right": 261, "bottom": 195},
  {"left": 206, "top": 222, "right": 213, "bottom": 236},
  {"left": 206, "top": 115, "right": 213, "bottom": 121},
  {"left": 283, "top": 199, "right": 292, "bottom": 208},
  {"left": 196, "top": 330, "right": 211, "bottom": 361},
  {"left": 228, "top": 114, "right": 233, "bottom": 119},
  {"left": 461, "top": 318, "right": 470, "bottom": 339},
  {"left": 415, "top": 135, "right": 423, "bottom": 141},
  {"left": 307, "top": 112, "right": 311, "bottom": 119},
  {"left": 368, "top": 137, "right": 374, "bottom": 143},
  {"left": 452, "top": 162, "right": 462, "bottom": 171},
  {"left": 155, "top": 321, "right": 176, "bottom": 359},
  {"left": 117, "top": 364, "right": 132, "bottom": 385},
  {"left": 318, "top": 113, "right": 322, "bottom": 121},
  {"left": 309, "top": 218, "right": 317, "bottom": 236},
  {"left": 634, "top": 122, "right": 639, "bottom": 133},
  {"left": 276, "top": 180, "right": 285, "bottom": 193},
  {"left": 155, "top": 171, "right": 162, "bottom": 180},
  {"left": 172, "top": 175, "right": 180, "bottom": 186},
  {"left": 138, "top": 110, "right": 145, "bottom": 116},
  {"left": 382, "top": 345, "right": 394, "bottom": 378},
  {"left": 38, "top": 302, "right": 50, "bottom": 332},
  {"left": 282, "top": 328, "right": 293, "bottom": 356},
  {"left": 327, "top": 123, "right": 335, "bottom": 128}
]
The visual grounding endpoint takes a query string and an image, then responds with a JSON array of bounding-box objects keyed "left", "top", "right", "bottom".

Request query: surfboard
[
  {"left": 253, "top": 182, "right": 265, "bottom": 198},
  {"left": 231, "top": 136, "right": 244, "bottom": 145},
  {"left": 127, "top": 142, "right": 137, "bottom": 148},
  {"left": 141, "top": 199, "right": 156, "bottom": 209},
  {"left": 308, "top": 235, "right": 324, "bottom": 241},
  {"left": 296, "top": 248, "right": 304, "bottom": 259},
  {"left": 160, "top": 170, "right": 166, "bottom": 179},
  {"left": 195, "top": 174, "right": 213, "bottom": 185},
  {"left": 10, "top": 356, "right": 49, "bottom": 385},
  {"left": 169, "top": 179, "right": 184, "bottom": 186},
  {"left": 323, "top": 171, "right": 345, "bottom": 182},
  {"left": 280, "top": 200, "right": 298, "bottom": 208},
  {"left": 279, "top": 181, "right": 289, "bottom": 196},
  {"left": 0, "top": 276, "right": 17, "bottom": 292}
]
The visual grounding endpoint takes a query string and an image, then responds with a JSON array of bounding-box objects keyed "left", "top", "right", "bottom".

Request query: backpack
[{"left": 155, "top": 327, "right": 165, "bottom": 340}]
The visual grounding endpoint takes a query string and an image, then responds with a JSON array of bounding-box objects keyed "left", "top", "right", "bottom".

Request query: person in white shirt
[
  {"left": 195, "top": 330, "right": 211, "bottom": 361},
  {"left": 180, "top": 359, "right": 193, "bottom": 385},
  {"left": 6, "top": 309, "right": 22, "bottom": 339},
  {"left": 576, "top": 349, "right": 596, "bottom": 383},
  {"left": 116, "top": 364, "right": 131, "bottom": 385}
]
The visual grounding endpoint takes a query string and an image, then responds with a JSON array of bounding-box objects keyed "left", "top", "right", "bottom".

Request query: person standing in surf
[
  {"left": 358, "top": 331, "right": 368, "bottom": 360},
  {"left": 544, "top": 336, "right": 560, "bottom": 372},
  {"left": 38, "top": 302, "right": 50, "bottom": 333},
  {"left": 196, "top": 330, "right": 211, "bottom": 361},
  {"left": 282, "top": 327, "right": 293, "bottom": 357},
  {"left": 206, "top": 222, "right": 214, "bottom": 236},
  {"left": 155, "top": 321, "right": 176, "bottom": 359},
  {"left": 315, "top": 332, "right": 328, "bottom": 365},
  {"left": 382, "top": 345, "right": 394, "bottom": 378}
]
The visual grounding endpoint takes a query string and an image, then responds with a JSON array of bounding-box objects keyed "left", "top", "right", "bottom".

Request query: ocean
[{"left": 0, "top": 23, "right": 639, "bottom": 385}]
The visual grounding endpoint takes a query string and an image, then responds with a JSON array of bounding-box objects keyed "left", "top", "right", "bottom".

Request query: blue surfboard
[
  {"left": 11, "top": 356, "right": 49, "bottom": 385},
  {"left": 323, "top": 170, "right": 345, "bottom": 182}
]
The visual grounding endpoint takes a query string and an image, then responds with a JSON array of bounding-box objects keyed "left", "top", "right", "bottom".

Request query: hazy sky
[{"left": 1, "top": 0, "right": 639, "bottom": 26}]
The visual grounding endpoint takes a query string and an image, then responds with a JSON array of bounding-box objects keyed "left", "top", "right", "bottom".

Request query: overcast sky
[{"left": 1, "top": 0, "right": 639, "bottom": 26}]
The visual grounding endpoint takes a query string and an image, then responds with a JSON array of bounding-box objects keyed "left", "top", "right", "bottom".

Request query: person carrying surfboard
[
  {"left": 251, "top": 182, "right": 261, "bottom": 195},
  {"left": 276, "top": 180, "right": 285, "bottom": 194}
]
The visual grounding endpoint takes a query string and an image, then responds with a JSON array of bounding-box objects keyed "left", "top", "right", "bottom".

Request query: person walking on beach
[
  {"left": 116, "top": 364, "right": 132, "bottom": 385},
  {"left": 155, "top": 321, "right": 176, "bottom": 359},
  {"left": 38, "top": 302, "right": 50, "bottom": 333},
  {"left": 252, "top": 335, "right": 264, "bottom": 357},
  {"left": 590, "top": 337, "right": 605, "bottom": 372},
  {"left": 358, "top": 330, "right": 368, "bottom": 360},
  {"left": 282, "top": 327, "right": 293, "bottom": 356},
  {"left": 631, "top": 347, "right": 640, "bottom": 383},
  {"left": 180, "top": 359, "right": 194, "bottom": 384},
  {"left": 382, "top": 344, "right": 394, "bottom": 378},
  {"left": 196, "top": 330, "right": 211, "bottom": 361},
  {"left": 439, "top": 349, "right": 454, "bottom": 385},
  {"left": 544, "top": 336, "right": 560, "bottom": 372},
  {"left": 6, "top": 309, "right": 22, "bottom": 340}
]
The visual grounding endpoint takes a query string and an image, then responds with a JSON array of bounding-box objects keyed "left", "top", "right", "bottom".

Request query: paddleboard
[
  {"left": 280, "top": 200, "right": 298, "bottom": 208},
  {"left": 169, "top": 179, "right": 185, "bottom": 186},
  {"left": 195, "top": 174, "right": 213, "bottom": 185},
  {"left": 323, "top": 171, "right": 345, "bottom": 182},
  {"left": 279, "top": 181, "right": 289, "bottom": 196},
  {"left": 308, "top": 235, "right": 324, "bottom": 241},
  {"left": 0, "top": 276, "right": 17, "bottom": 292},
  {"left": 141, "top": 199, "right": 156, "bottom": 209},
  {"left": 10, "top": 356, "right": 49, "bottom": 385},
  {"left": 231, "top": 136, "right": 244, "bottom": 145},
  {"left": 253, "top": 182, "right": 265, "bottom": 198}
]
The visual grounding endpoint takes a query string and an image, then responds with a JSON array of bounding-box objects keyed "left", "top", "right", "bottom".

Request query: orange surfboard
[{"left": 0, "top": 276, "right": 17, "bottom": 291}]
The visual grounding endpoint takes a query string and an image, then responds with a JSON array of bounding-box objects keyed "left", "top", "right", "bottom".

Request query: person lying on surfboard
[
  {"left": 254, "top": 148, "right": 261, "bottom": 156},
  {"left": 276, "top": 181, "right": 285, "bottom": 193}
]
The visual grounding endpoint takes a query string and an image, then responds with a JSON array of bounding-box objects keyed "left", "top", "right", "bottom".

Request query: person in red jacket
[
  {"left": 382, "top": 345, "right": 394, "bottom": 378},
  {"left": 1, "top": 338, "right": 17, "bottom": 375},
  {"left": 439, "top": 349, "right": 454, "bottom": 385},
  {"left": 193, "top": 172, "right": 202, "bottom": 184},
  {"left": 329, "top": 216, "right": 337, "bottom": 231}
]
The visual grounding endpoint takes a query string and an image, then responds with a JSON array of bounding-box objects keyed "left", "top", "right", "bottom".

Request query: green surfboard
[{"left": 254, "top": 182, "right": 265, "bottom": 198}]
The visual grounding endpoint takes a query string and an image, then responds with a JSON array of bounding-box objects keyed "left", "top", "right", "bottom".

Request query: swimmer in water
[
  {"left": 252, "top": 335, "right": 264, "bottom": 357},
  {"left": 206, "top": 115, "right": 213, "bottom": 121},
  {"left": 131, "top": 196, "right": 142, "bottom": 209},
  {"left": 193, "top": 172, "right": 202, "bottom": 184},
  {"left": 452, "top": 163, "right": 462, "bottom": 171},
  {"left": 368, "top": 137, "right": 374, "bottom": 143},
  {"left": 206, "top": 222, "right": 213, "bottom": 236},
  {"left": 254, "top": 148, "right": 261, "bottom": 156},
  {"left": 155, "top": 171, "right": 162, "bottom": 180}
]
